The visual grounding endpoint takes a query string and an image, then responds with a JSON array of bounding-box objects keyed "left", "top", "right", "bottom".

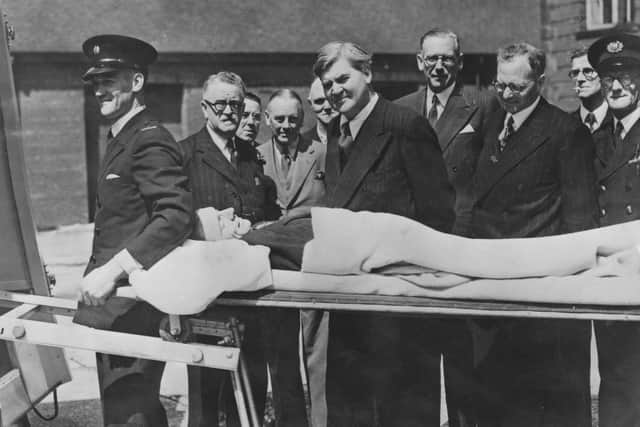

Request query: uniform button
[
  {"left": 627, "top": 205, "right": 633, "bottom": 215},
  {"left": 600, "top": 184, "right": 606, "bottom": 192},
  {"left": 600, "top": 208, "right": 607, "bottom": 217},
  {"left": 89, "top": 255, "right": 96, "bottom": 264}
]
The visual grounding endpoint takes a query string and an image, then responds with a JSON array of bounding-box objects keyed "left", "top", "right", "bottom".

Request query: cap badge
[
  {"left": 93, "top": 45, "right": 100, "bottom": 55},
  {"left": 607, "top": 40, "right": 624, "bottom": 54}
]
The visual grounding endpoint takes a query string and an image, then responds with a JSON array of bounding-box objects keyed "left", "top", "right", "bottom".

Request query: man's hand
[{"left": 79, "top": 260, "right": 126, "bottom": 306}]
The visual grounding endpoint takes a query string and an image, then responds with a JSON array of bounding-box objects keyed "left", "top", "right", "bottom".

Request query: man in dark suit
[
  {"left": 78, "top": 35, "right": 193, "bottom": 427},
  {"left": 395, "top": 29, "right": 497, "bottom": 426},
  {"left": 470, "top": 42, "right": 598, "bottom": 427},
  {"left": 236, "top": 91, "right": 264, "bottom": 147},
  {"left": 303, "top": 77, "right": 338, "bottom": 145},
  {"left": 313, "top": 41, "right": 455, "bottom": 427},
  {"left": 569, "top": 46, "right": 610, "bottom": 133},
  {"left": 588, "top": 33, "right": 640, "bottom": 427},
  {"left": 180, "top": 72, "right": 296, "bottom": 427}
]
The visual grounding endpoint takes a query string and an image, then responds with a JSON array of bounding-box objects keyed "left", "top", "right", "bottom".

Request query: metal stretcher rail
[{"left": 215, "top": 290, "right": 640, "bottom": 321}]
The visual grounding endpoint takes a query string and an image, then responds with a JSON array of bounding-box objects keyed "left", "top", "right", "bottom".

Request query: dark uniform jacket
[
  {"left": 471, "top": 98, "right": 598, "bottom": 238},
  {"left": 86, "top": 109, "right": 193, "bottom": 274},
  {"left": 325, "top": 96, "right": 454, "bottom": 231},
  {"left": 181, "top": 126, "right": 281, "bottom": 221}
]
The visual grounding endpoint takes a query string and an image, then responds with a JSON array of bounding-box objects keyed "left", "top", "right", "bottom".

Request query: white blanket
[
  {"left": 127, "top": 239, "right": 272, "bottom": 315},
  {"left": 296, "top": 208, "right": 640, "bottom": 305}
]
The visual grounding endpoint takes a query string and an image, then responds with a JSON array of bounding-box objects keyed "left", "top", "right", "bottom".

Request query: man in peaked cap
[
  {"left": 75, "top": 34, "right": 192, "bottom": 426},
  {"left": 588, "top": 32, "right": 640, "bottom": 427}
]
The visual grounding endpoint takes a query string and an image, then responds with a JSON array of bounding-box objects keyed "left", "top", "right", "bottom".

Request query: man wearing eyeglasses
[
  {"left": 470, "top": 42, "right": 598, "bottom": 427},
  {"left": 587, "top": 33, "right": 640, "bottom": 427},
  {"left": 395, "top": 28, "right": 498, "bottom": 427},
  {"left": 569, "top": 47, "right": 610, "bottom": 133},
  {"left": 180, "top": 71, "right": 281, "bottom": 427},
  {"left": 236, "top": 92, "right": 264, "bottom": 147}
]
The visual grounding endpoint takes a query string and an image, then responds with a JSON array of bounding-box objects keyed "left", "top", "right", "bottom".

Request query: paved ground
[{"left": 30, "top": 224, "right": 603, "bottom": 426}]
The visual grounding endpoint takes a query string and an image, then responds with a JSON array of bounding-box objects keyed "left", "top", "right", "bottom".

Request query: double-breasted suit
[
  {"left": 395, "top": 84, "right": 498, "bottom": 426},
  {"left": 258, "top": 134, "right": 326, "bottom": 215},
  {"left": 591, "top": 113, "right": 640, "bottom": 427},
  {"left": 76, "top": 109, "right": 193, "bottom": 426},
  {"left": 470, "top": 98, "right": 598, "bottom": 427},
  {"left": 324, "top": 96, "right": 454, "bottom": 427}
]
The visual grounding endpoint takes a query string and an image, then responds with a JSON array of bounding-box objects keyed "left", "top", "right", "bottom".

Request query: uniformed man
[
  {"left": 236, "top": 92, "right": 264, "bottom": 147},
  {"left": 569, "top": 46, "right": 610, "bottom": 133},
  {"left": 76, "top": 35, "right": 193, "bottom": 426},
  {"left": 588, "top": 32, "right": 640, "bottom": 427}
]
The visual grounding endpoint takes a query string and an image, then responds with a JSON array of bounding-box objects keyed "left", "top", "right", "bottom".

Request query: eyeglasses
[
  {"left": 601, "top": 74, "right": 639, "bottom": 88},
  {"left": 241, "top": 112, "right": 262, "bottom": 121},
  {"left": 203, "top": 99, "right": 243, "bottom": 114},
  {"left": 421, "top": 55, "right": 457, "bottom": 66},
  {"left": 568, "top": 67, "right": 598, "bottom": 81},
  {"left": 492, "top": 80, "right": 532, "bottom": 93}
]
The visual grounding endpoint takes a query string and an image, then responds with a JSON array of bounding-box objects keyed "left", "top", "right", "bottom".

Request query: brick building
[{"left": 2, "top": 0, "right": 636, "bottom": 227}]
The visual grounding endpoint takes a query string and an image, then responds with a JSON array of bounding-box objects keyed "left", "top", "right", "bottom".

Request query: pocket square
[
  {"left": 459, "top": 124, "right": 475, "bottom": 134},
  {"left": 105, "top": 173, "right": 120, "bottom": 180}
]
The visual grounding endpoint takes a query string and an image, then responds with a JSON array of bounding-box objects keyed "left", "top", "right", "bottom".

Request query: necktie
[
  {"left": 428, "top": 95, "right": 440, "bottom": 126},
  {"left": 281, "top": 146, "right": 292, "bottom": 177},
  {"left": 338, "top": 122, "right": 353, "bottom": 170},
  {"left": 499, "top": 115, "right": 515, "bottom": 152},
  {"left": 584, "top": 112, "right": 596, "bottom": 132},
  {"left": 226, "top": 140, "right": 237, "bottom": 167},
  {"left": 614, "top": 121, "right": 624, "bottom": 149}
]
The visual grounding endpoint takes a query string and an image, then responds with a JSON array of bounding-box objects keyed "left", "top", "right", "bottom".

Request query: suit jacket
[
  {"left": 396, "top": 84, "right": 499, "bottom": 234},
  {"left": 86, "top": 109, "right": 193, "bottom": 273},
  {"left": 258, "top": 134, "right": 326, "bottom": 214},
  {"left": 324, "top": 96, "right": 454, "bottom": 232},
  {"left": 181, "top": 126, "right": 281, "bottom": 222},
  {"left": 470, "top": 98, "right": 599, "bottom": 239}
]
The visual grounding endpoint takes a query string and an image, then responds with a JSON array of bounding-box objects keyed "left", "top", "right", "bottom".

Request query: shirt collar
[
  {"left": 614, "top": 105, "right": 640, "bottom": 139},
  {"left": 205, "top": 123, "right": 234, "bottom": 161},
  {"left": 506, "top": 96, "right": 541, "bottom": 131},
  {"left": 427, "top": 84, "right": 455, "bottom": 111},
  {"left": 580, "top": 101, "right": 608, "bottom": 131},
  {"left": 316, "top": 123, "right": 328, "bottom": 144},
  {"left": 110, "top": 105, "right": 146, "bottom": 137},
  {"left": 340, "top": 93, "right": 379, "bottom": 140}
]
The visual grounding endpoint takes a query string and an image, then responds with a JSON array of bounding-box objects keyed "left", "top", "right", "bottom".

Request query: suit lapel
[
  {"left": 197, "top": 128, "right": 238, "bottom": 183},
  {"left": 99, "top": 110, "right": 150, "bottom": 179},
  {"left": 262, "top": 141, "right": 278, "bottom": 183},
  {"left": 283, "top": 136, "right": 317, "bottom": 208},
  {"left": 600, "top": 119, "right": 640, "bottom": 180},
  {"left": 328, "top": 98, "right": 391, "bottom": 208},
  {"left": 473, "top": 100, "right": 552, "bottom": 200},
  {"left": 435, "top": 85, "right": 477, "bottom": 152}
]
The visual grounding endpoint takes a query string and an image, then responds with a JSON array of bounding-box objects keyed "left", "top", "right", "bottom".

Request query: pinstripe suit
[{"left": 180, "top": 126, "right": 281, "bottom": 427}]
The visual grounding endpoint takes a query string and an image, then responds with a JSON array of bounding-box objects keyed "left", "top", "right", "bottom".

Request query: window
[{"left": 586, "top": 0, "right": 633, "bottom": 30}]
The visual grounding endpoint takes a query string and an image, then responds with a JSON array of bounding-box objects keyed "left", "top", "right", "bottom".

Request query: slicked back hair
[
  {"left": 202, "top": 71, "right": 246, "bottom": 97},
  {"left": 568, "top": 46, "right": 589, "bottom": 62},
  {"left": 498, "top": 42, "right": 546, "bottom": 79},
  {"left": 313, "top": 41, "right": 372, "bottom": 78},
  {"left": 419, "top": 29, "right": 461, "bottom": 56},
  {"left": 244, "top": 91, "right": 262, "bottom": 107},
  {"left": 267, "top": 88, "right": 304, "bottom": 116}
]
